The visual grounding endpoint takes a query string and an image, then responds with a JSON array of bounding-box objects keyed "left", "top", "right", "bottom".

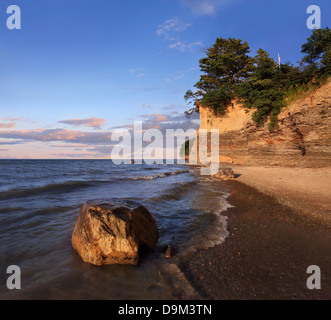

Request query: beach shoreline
[
  {"left": 179, "top": 176, "right": 331, "bottom": 300},
  {"left": 230, "top": 165, "right": 331, "bottom": 227}
]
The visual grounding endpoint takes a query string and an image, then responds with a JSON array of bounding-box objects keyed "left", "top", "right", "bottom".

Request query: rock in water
[
  {"left": 72, "top": 199, "right": 159, "bottom": 266},
  {"left": 213, "top": 168, "right": 235, "bottom": 180},
  {"left": 164, "top": 246, "right": 175, "bottom": 258}
]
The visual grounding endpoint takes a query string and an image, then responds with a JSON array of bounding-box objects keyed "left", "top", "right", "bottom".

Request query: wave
[
  {"left": 130, "top": 170, "right": 192, "bottom": 181},
  {"left": 0, "top": 170, "right": 193, "bottom": 201},
  {"left": 0, "top": 180, "right": 102, "bottom": 201},
  {"left": 148, "top": 181, "right": 198, "bottom": 202},
  {"left": 176, "top": 192, "right": 232, "bottom": 257},
  {"left": 196, "top": 193, "right": 232, "bottom": 249},
  {"left": 217, "top": 191, "right": 234, "bottom": 214},
  {"left": 0, "top": 206, "right": 26, "bottom": 214},
  {"left": 1, "top": 205, "right": 79, "bottom": 233}
]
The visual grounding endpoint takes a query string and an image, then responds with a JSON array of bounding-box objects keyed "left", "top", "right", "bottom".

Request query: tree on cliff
[
  {"left": 301, "top": 27, "right": 331, "bottom": 79},
  {"left": 237, "top": 49, "right": 284, "bottom": 131},
  {"left": 179, "top": 138, "right": 195, "bottom": 158},
  {"left": 184, "top": 31, "right": 331, "bottom": 131},
  {"left": 184, "top": 37, "right": 254, "bottom": 117}
]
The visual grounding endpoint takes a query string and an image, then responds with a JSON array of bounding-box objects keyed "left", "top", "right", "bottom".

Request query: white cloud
[
  {"left": 180, "top": 0, "right": 231, "bottom": 16},
  {"left": 157, "top": 17, "right": 201, "bottom": 52},
  {"left": 162, "top": 104, "right": 177, "bottom": 110},
  {"left": 163, "top": 66, "right": 199, "bottom": 83},
  {"left": 168, "top": 41, "right": 202, "bottom": 52},
  {"left": 157, "top": 17, "right": 192, "bottom": 38},
  {"left": 128, "top": 68, "right": 146, "bottom": 78}
]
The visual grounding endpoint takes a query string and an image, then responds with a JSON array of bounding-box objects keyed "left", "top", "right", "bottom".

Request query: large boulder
[
  {"left": 213, "top": 167, "right": 235, "bottom": 180},
  {"left": 72, "top": 199, "right": 159, "bottom": 266}
]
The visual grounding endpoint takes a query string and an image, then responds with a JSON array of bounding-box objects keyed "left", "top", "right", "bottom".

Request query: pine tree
[
  {"left": 301, "top": 27, "right": 331, "bottom": 79},
  {"left": 237, "top": 49, "right": 284, "bottom": 131},
  {"left": 185, "top": 37, "right": 253, "bottom": 116}
]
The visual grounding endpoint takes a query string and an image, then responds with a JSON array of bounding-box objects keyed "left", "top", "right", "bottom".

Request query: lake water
[{"left": 0, "top": 160, "right": 230, "bottom": 299}]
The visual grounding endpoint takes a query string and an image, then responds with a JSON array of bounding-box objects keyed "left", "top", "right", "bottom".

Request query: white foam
[
  {"left": 179, "top": 192, "right": 233, "bottom": 256},
  {"left": 217, "top": 191, "right": 234, "bottom": 214},
  {"left": 131, "top": 170, "right": 192, "bottom": 181}
]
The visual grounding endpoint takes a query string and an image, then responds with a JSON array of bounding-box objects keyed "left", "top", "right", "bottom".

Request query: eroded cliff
[{"left": 193, "top": 79, "right": 331, "bottom": 168}]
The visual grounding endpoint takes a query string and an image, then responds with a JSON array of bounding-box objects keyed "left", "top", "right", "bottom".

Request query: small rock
[
  {"left": 164, "top": 246, "right": 176, "bottom": 258},
  {"left": 212, "top": 167, "right": 235, "bottom": 180}
]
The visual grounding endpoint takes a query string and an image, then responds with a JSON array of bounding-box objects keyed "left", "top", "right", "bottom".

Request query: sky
[{"left": 0, "top": 0, "right": 330, "bottom": 159}]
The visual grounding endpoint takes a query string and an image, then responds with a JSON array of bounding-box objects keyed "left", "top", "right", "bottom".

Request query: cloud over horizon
[
  {"left": 58, "top": 117, "right": 106, "bottom": 130},
  {"left": 0, "top": 128, "right": 113, "bottom": 145},
  {"left": 0, "top": 109, "right": 200, "bottom": 159},
  {"left": 0, "top": 122, "right": 16, "bottom": 129}
]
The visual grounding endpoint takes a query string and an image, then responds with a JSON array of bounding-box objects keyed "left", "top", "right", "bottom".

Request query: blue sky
[{"left": 0, "top": 0, "right": 330, "bottom": 158}]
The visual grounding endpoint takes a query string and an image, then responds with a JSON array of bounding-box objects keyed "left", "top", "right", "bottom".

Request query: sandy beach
[
  {"left": 180, "top": 166, "right": 331, "bottom": 300},
  {"left": 232, "top": 165, "right": 331, "bottom": 226}
]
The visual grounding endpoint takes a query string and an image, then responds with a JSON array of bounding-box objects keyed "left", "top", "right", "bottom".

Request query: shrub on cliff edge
[{"left": 184, "top": 37, "right": 253, "bottom": 117}]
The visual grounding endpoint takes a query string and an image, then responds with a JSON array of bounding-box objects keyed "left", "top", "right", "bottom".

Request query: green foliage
[
  {"left": 179, "top": 138, "right": 195, "bottom": 157},
  {"left": 185, "top": 37, "right": 254, "bottom": 115},
  {"left": 268, "top": 109, "right": 282, "bottom": 132},
  {"left": 280, "top": 27, "right": 331, "bottom": 107},
  {"left": 301, "top": 27, "right": 331, "bottom": 79},
  {"left": 237, "top": 49, "right": 284, "bottom": 130},
  {"left": 184, "top": 90, "right": 199, "bottom": 118},
  {"left": 184, "top": 29, "right": 331, "bottom": 132},
  {"left": 283, "top": 81, "right": 320, "bottom": 106}
]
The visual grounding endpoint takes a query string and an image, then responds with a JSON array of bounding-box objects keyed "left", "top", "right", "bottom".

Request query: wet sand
[
  {"left": 180, "top": 181, "right": 331, "bottom": 300},
  {"left": 232, "top": 165, "right": 331, "bottom": 226}
]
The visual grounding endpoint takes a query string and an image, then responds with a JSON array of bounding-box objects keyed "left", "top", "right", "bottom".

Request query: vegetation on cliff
[
  {"left": 184, "top": 38, "right": 253, "bottom": 116},
  {"left": 179, "top": 138, "right": 195, "bottom": 158},
  {"left": 237, "top": 49, "right": 285, "bottom": 132},
  {"left": 185, "top": 28, "right": 331, "bottom": 132}
]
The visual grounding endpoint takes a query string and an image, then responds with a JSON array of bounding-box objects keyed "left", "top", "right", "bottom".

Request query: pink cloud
[
  {"left": 0, "top": 122, "right": 16, "bottom": 129},
  {"left": 0, "top": 128, "right": 113, "bottom": 145},
  {"left": 58, "top": 117, "right": 106, "bottom": 130},
  {"left": 140, "top": 114, "right": 168, "bottom": 122},
  {"left": 50, "top": 144, "right": 90, "bottom": 148},
  {"left": 156, "top": 114, "right": 167, "bottom": 122},
  {"left": 49, "top": 152, "right": 99, "bottom": 159}
]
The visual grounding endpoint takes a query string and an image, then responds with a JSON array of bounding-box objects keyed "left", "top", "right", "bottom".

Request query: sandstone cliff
[{"left": 192, "top": 79, "right": 331, "bottom": 168}]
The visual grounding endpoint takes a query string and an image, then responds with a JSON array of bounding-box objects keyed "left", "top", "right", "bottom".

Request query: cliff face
[{"left": 194, "top": 80, "right": 331, "bottom": 168}]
